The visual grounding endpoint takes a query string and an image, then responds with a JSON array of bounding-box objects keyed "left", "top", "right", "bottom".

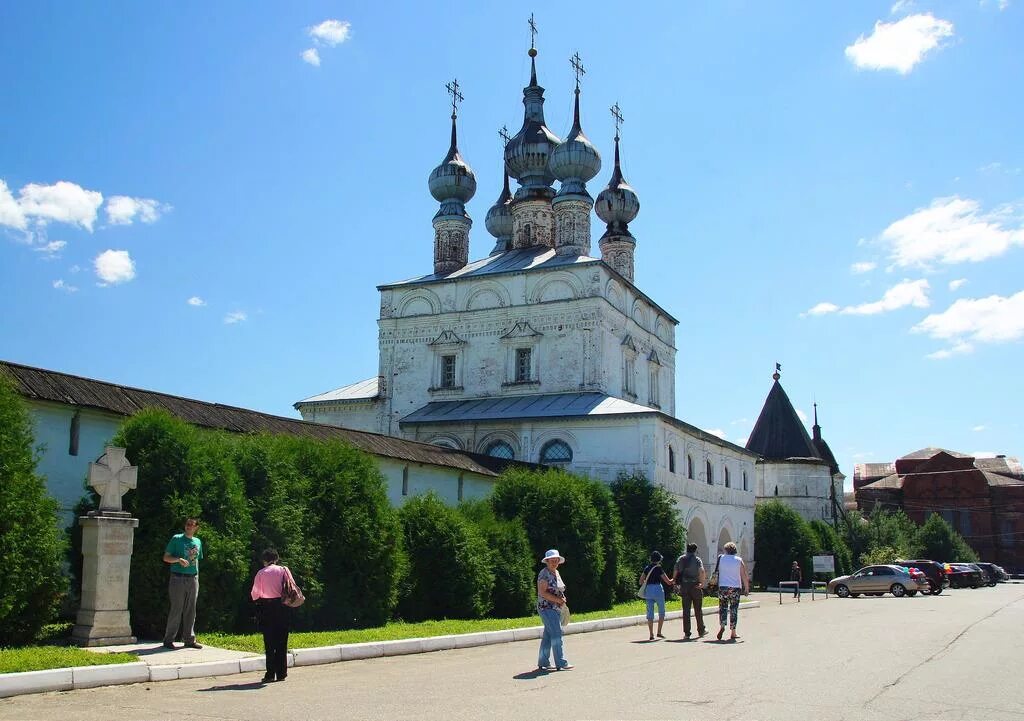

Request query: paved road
[{"left": 3, "top": 585, "right": 1022, "bottom": 721}]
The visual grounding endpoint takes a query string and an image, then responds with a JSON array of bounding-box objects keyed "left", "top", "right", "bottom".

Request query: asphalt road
[{"left": 3, "top": 584, "right": 1022, "bottom": 721}]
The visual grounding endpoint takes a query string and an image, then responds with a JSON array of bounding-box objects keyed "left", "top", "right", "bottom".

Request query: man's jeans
[
  {"left": 680, "top": 583, "right": 706, "bottom": 636},
  {"left": 164, "top": 574, "right": 199, "bottom": 644},
  {"left": 538, "top": 608, "right": 568, "bottom": 669}
]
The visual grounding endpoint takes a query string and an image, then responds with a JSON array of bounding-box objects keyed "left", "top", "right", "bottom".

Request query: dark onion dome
[
  {"left": 485, "top": 170, "right": 514, "bottom": 240},
  {"left": 503, "top": 50, "right": 561, "bottom": 198},
  {"left": 428, "top": 115, "right": 477, "bottom": 206},
  {"left": 550, "top": 87, "right": 601, "bottom": 195},
  {"left": 595, "top": 135, "right": 639, "bottom": 226}
]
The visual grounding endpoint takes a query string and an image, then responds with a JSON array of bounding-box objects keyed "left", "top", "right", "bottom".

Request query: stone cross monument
[{"left": 72, "top": 446, "right": 141, "bottom": 646}]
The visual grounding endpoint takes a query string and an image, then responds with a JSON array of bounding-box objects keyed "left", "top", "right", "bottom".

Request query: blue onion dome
[
  {"left": 428, "top": 115, "right": 477, "bottom": 205},
  {"left": 503, "top": 51, "right": 561, "bottom": 197},
  {"left": 595, "top": 136, "right": 639, "bottom": 225},
  {"left": 485, "top": 170, "right": 514, "bottom": 239},
  {"left": 550, "top": 89, "right": 601, "bottom": 190}
]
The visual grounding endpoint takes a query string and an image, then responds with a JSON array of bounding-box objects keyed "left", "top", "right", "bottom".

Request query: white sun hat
[{"left": 541, "top": 549, "right": 565, "bottom": 564}]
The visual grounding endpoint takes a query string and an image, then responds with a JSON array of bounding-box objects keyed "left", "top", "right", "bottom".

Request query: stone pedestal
[{"left": 72, "top": 512, "right": 140, "bottom": 646}]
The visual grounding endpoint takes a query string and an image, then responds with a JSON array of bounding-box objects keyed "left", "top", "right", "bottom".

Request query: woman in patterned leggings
[{"left": 715, "top": 542, "right": 749, "bottom": 641}]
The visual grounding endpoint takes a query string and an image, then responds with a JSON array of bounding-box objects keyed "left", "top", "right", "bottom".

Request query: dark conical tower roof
[{"left": 746, "top": 379, "right": 821, "bottom": 460}]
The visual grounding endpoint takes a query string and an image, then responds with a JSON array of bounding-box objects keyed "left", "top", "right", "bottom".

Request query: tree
[
  {"left": 808, "top": 520, "right": 853, "bottom": 577},
  {"left": 864, "top": 507, "right": 918, "bottom": 559},
  {"left": 753, "top": 501, "right": 817, "bottom": 589},
  {"left": 459, "top": 500, "right": 534, "bottom": 618},
  {"left": 611, "top": 472, "right": 684, "bottom": 600},
  {"left": 913, "top": 513, "right": 979, "bottom": 563},
  {"left": 0, "top": 376, "right": 66, "bottom": 645}
]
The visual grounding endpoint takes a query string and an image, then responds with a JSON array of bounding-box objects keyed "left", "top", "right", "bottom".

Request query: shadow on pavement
[
  {"left": 197, "top": 681, "right": 268, "bottom": 692},
  {"left": 512, "top": 668, "right": 554, "bottom": 680}
]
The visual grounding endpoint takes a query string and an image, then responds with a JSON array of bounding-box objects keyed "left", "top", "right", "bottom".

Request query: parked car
[
  {"left": 946, "top": 563, "right": 983, "bottom": 588},
  {"left": 895, "top": 559, "right": 948, "bottom": 595},
  {"left": 828, "top": 565, "right": 930, "bottom": 598},
  {"left": 975, "top": 562, "right": 1010, "bottom": 582},
  {"left": 970, "top": 562, "right": 1005, "bottom": 586}
]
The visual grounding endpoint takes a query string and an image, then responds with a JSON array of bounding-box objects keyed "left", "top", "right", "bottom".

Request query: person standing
[
  {"left": 790, "top": 561, "right": 802, "bottom": 598},
  {"left": 536, "top": 549, "right": 573, "bottom": 671},
  {"left": 715, "top": 542, "right": 749, "bottom": 641},
  {"left": 162, "top": 518, "right": 203, "bottom": 649},
  {"left": 639, "top": 551, "right": 670, "bottom": 640},
  {"left": 250, "top": 548, "right": 295, "bottom": 683},
  {"left": 670, "top": 543, "right": 707, "bottom": 639}
]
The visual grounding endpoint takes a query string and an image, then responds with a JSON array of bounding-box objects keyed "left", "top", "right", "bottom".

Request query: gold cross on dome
[
  {"left": 445, "top": 78, "right": 464, "bottom": 118},
  {"left": 528, "top": 13, "right": 538, "bottom": 49},
  {"left": 570, "top": 52, "right": 585, "bottom": 89},
  {"left": 610, "top": 102, "right": 624, "bottom": 139}
]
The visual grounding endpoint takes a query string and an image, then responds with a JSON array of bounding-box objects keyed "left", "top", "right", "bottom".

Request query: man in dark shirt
[
  {"left": 791, "top": 561, "right": 802, "bottom": 598},
  {"left": 672, "top": 543, "right": 707, "bottom": 639}
]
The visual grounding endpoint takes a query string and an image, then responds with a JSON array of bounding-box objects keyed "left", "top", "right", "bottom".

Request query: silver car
[{"left": 828, "top": 564, "right": 930, "bottom": 598}]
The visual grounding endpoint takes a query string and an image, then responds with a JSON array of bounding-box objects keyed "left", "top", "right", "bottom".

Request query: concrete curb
[{"left": 0, "top": 600, "right": 759, "bottom": 698}]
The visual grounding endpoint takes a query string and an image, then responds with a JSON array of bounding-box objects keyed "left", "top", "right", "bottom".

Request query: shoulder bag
[
  {"left": 281, "top": 566, "right": 306, "bottom": 608},
  {"left": 706, "top": 555, "right": 722, "bottom": 596},
  {"left": 636, "top": 565, "right": 656, "bottom": 599}
]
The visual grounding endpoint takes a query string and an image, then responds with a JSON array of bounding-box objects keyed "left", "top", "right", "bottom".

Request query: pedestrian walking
[
  {"left": 791, "top": 561, "right": 802, "bottom": 598},
  {"left": 250, "top": 548, "right": 296, "bottom": 683},
  {"left": 162, "top": 517, "right": 203, "bottom": 650},
  {"left": 670, "top": 543, "right": 707, "bottom": 639},
  {"left": 536, "top": 549, "right": 573, "bottom": 671},
  {"left": 639, "top": 551, "right": 670, "bottom": 640},
  {"left": 715, "top": 542, "right": 749, "bottom": 641}
]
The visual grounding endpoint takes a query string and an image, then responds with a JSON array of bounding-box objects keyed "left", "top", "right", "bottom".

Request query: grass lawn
[
  {"left": 0, "top": 647, "right": 138, "bottom": 674},
  {"left": 206, "top": 596, "right": 724, "bottom": 654}
]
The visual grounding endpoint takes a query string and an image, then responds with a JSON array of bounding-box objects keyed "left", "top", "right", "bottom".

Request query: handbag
[
  {"left": 559, "top": 603, "right": 570, "bottom": 628},
  {"left": 281, "top": 565, "right": 306, "bottom": 608},
  {"left": 636, "top": 565, "right": 656, "bottom": 599},
  {"left": 706, "top": 555, "right": 722, "bottom": 596}
]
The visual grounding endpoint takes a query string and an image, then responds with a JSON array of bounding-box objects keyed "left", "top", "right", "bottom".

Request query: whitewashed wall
[{"left": 755, "top": 460, "right": 834, "bottom": 523}]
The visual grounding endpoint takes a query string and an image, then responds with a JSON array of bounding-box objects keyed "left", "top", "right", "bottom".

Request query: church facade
[{"left": 295, "top": 41, "right": 757, "bottom": 564}]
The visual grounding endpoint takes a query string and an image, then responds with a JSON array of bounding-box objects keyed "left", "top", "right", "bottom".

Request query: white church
[{"left": 293, "top": 40, "right": 760, "bottom": 564}]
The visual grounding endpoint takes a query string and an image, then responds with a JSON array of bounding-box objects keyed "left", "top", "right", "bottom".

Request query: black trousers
[
  {"left": 257, "top": 599, "right": 289, "bottom": 679},
  {"left": 679, "top": 584, "right": 706, "bottom": 636}
]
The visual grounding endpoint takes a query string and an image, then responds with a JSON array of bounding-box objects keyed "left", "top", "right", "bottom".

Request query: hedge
[{"left": 459, "top": 499, "right": 535, "bottom": 618}]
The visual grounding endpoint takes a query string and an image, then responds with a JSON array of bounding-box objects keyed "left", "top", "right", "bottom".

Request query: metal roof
[
  {"left": 379, "top": 246, "right": 598, "bottom": 288},
  {"left": 745, "top": 380, "right": 824, "bottom": 463},
  {"left": 296, "top": 377, "right": 380, "bottom": 405},
  {"left": 0, "top": 360, "right": 534, "bottom": 478},
  {"left": 399, "top": 392, "right": 655, "bottom": 425}
]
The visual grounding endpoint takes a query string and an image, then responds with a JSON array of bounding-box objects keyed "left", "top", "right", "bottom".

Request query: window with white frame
[
  {"left": 485, "top": 440, "right": 515, "bottom": 460},
  {"left": 515, "top": 347, "right": 532, "bottom": 382},
  {"left": 539, "top": 439, "right": 573, "bottom": 465},
  {"left": 724, "top": 466, "right": 731, "bottom": 488},
  {"left": 687, "top": 454, "right": 694, "bottom": 480},
  {"left": 742, "top": 470, "right": 748, "bottom": 491},
  {"left": 440, "top": 354, "right": 456, "bottom": 389},
  {"left": 649, "top": 367, "right": 660, "bottom": 407},
  {"left": 624, "top": 356, "right": 635, "bottom": 395},
  {"left": 668, "top": 446, "right": 676, "bottom": 473},
  {"left": 706, "top": 460, "right": 714, "bottom": 485}
]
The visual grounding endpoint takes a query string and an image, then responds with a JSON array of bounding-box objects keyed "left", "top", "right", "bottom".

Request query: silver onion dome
[
  {"left": 595, "top": 135, "right": 639, "bottom": 225},
  {"left": 550, "top": 88, "right": 601, "bottom": 193},
  {"left": 485, "top": 170, "right": 514, "bottom": 240},
  {"left": 428, "top": 115, "right": 477, "bottom": 206},
  {"left": 503, "top": 50, "right": 561, "bottom": 197}
]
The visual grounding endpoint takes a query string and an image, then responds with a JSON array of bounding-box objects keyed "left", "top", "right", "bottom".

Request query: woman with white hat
[{"left": 536, "top": 549, "right": 574, "bottom": 671}]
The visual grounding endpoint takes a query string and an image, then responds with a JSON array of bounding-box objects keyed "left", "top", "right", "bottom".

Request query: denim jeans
[
  {"left": 538, "top": 608, "right": 568, "bottom": 669},
  {"left": 644, "top": 583, "right": 666, "bottom": 621}
]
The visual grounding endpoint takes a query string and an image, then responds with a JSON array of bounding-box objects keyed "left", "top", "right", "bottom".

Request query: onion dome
[
  {"left": 485, "top": 169, "right": 514, "bottom": 245},
  {"left": 428, "top": 114, "right": 477, "bottom": 211},
  {"left": 503, "top": 49, "right": 561, "bottom": 199},
  {"left": 595, "top": 135, "right": 639, "bottom": 227},
  {"left": 551, "top": 87, "right": 601, "bottom": 197}
]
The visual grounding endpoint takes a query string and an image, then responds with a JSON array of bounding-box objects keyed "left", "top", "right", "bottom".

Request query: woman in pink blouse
[{"left": 251, "top": 548, "right": 296, "bottom": 683}]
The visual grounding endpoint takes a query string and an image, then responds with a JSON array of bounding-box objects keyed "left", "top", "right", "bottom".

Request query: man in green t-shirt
[{"left": 162, "top": 518, "right": 204, "bottom": 649}]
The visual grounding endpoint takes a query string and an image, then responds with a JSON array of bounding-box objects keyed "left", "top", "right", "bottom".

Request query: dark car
[
  {"left": 946, "top": 563, "right": 983, "bottom": 588},
  {"left": 895, "top": 559, "right": 947, "bottom": 595},
  {"left": 972, "top": 562, "right": 1006, "bottom": 585}
]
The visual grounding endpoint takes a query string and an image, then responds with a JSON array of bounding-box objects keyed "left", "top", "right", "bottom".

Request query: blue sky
[{"left": 2, "top": 2, "right": 1022, "bottom": 488}]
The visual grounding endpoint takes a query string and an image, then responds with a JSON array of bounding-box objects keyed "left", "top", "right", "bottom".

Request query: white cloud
[
  {"left": 948, "top": 278, "right": 967, "bottom": 291},
  {"left": 308, "top": 19, "right": 351, "bottom": 46},
  {"left": 105, "top": 195, "right": 170, "bottom": 225},
  {"left": 845, "top": 13, "right": 954, "bottom": 74},
  {"left": 914, "top": 291, "right": 1024, "bottom": 357},
  {"left": 805, "top": 302, "right": 839, "bottom": 316},
  {"left": 17, "top": 181, "right": 104, "bottom": 231},
  {"left": 851, "top": 261, "right": 877, "bottom": 274},
  {"left": 796, "top": 408, "right": 808, "bottom": 423},
  {"left": 972, "top": 425, "right": 986, "bottom": 432},
  {"left": 735, "top": 437, "right": 748, "bottom": 447},
  {"left": 0, "top": 180, "right": 28, "bottom": 229},
  {"left": 93, "top": 249, "right": 135, "bottom": 285},
  {"left": 52, "top": 279, "right": 78, "bottom": 293},
  {"left": 891, "top": 0, "right": 914, "bottom": 14},
  {"left": 978, "top": 162, "right": 1021, "bottom": 176},
  {"left": 33, "top": 240, "right": 66, "bottom": 259},
  {"left": 301, "top": 48, "right": 321, "bottom": 66},
  {"left": 187, "top": 296, "right": 206, "bottom": 307},
  {"left": 224, "top": 311, "right": 247, "bottom": 324},
  {"left": 878, "top": 197, "right": 1024, "bottom": 268},
  {"left": 69, "top": 264, "right": 81, "bottom": 273},
  {"left": 840, "top": 279, "right": 930, "bottom": 315},
  {"left": 707, "top": 428, "right": 726, "bottom": 439}
]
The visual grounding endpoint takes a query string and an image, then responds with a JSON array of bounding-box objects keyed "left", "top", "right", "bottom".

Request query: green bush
[
  {"left": 491, "top": 468, "right": 608, "bottom": 611},
  {"left": 398, "top": 493, "right": 494, "bottom": 621},
  {"left": 584, "top": 480, "right": 627, "bottom": 607},
  {"left": 859, "top": 544, "right": 901, "bottom": 566},
  {"left": 753, "top": 501, "right": 817, "bottom": 589},
  {"left": 0, "top": 376, "right": 67, "bottom": 645},
  {"left": 611, "top": 472, "right": 685, "bottom": 599},
  {"left": 864, "top": 507, "right": 918, "bottom": 559},
  {"left": 808, "top": 520, "right": 853, "bottom": 577},
  {"left": 110, "top": 410, "right": 254, "bottom": 638},
  {"left": 459, "top": 500, "right": 534, "bottom": 618},
  {"left": 913, "top": 513, "right": 978, "bottom": 562}
]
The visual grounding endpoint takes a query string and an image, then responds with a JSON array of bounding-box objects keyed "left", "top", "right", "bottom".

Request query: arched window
[
  {"left": 687, "top": 455, "right": 694, "bottom": 480},
  {"left": 706, "top": 461, "right": 714, "bottom": 485},
  {"left": 742, "top": 471, "right": 748, "bottom": 491},
  {"left": 432, "top": 438, "right": 460, "bottom": 450},
  {"left": 774, "top": 485, "right": 779, "bottom": 496},
  {"left": 540, "top": 439, "right": 573, "bottom": 465},
  {"left": 724, "top": 466, "right": 731, "bottom": 488},
  {"left": 668, "top": 446, "right": 676, "bottom": 473},
  {"left": 485, "top": 440, "right": 515, "bottom": 460}
]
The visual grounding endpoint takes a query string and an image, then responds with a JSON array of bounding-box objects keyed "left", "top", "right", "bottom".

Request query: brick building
[{"left": 855, "top": 448, "right": 1024, "bottom": 572}]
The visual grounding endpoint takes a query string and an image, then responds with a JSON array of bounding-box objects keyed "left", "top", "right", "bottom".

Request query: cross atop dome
[
  {"left": 610, "top": 102, "right": 624, "bottom": 140},
  {"left": 570, "top": 51, "right": 585, "bottom": 90},
  {"left": 445, "top": 78, "right": 463, "bottom": 120}
]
